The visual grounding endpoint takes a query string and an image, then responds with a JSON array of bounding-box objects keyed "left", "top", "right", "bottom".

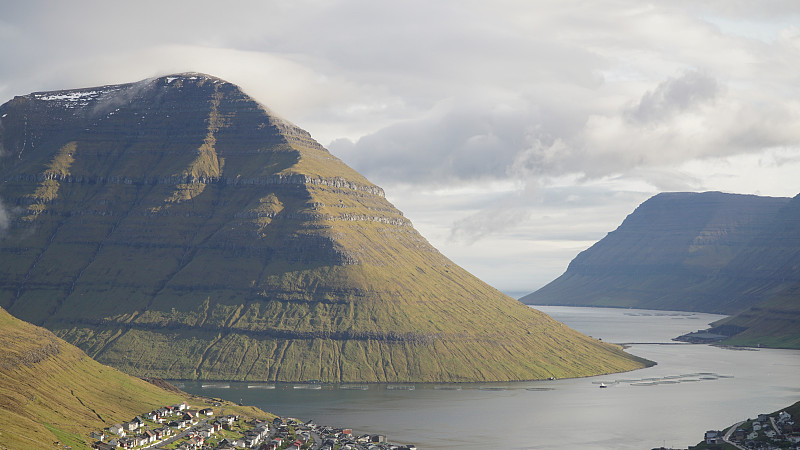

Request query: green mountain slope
[
  {"left": 0, "top": 74, "right": 648, "bottom": 382},
  {"left": 0, "top": 306, "right": 185, "bottom": 450},
  {"left": 522, "top": 192, "right": 792, "bottom": 313}
]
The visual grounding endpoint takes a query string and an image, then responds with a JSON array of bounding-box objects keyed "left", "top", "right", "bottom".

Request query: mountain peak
[{"left": 0, "top": 75, "right": 648, "bottom": 382}]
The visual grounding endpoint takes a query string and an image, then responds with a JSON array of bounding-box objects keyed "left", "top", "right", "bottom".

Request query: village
[
  {"left": 698, "top": 408, "right": 799, "bottom": 450},
  {"left": 89, "top": 401, "right": 417, "bottom": 450}
]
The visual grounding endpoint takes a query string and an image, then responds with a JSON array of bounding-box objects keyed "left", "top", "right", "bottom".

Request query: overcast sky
[{"left": 2, "top": 1, "right": 800, "bottom": 295}]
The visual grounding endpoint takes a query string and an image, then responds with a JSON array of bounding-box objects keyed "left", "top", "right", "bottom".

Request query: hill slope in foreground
[
  {"left": 0, "top": 73, "right": 647, "bottom": 382},
  {"left": 0, "top": 306, "right": 268, "bottom": 450}
]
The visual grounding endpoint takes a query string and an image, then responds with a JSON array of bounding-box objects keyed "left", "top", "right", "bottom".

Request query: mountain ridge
[
  {"left": 0, "top": 73, "right": 648, "bottom": 382},
  {"left": 522, "top": 191, "right": 800, "bottom": 348},
  {"left": 522, "top": 191, "right": 792, "bottom": 313}
]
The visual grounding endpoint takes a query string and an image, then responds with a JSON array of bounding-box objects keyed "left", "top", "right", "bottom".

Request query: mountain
[
  {"left": 689, "top": 193, "right": 800, "bottom": 348},
  {"left": 522, "top": 191, "right": 793, "bottom": 313},
  {"left": 0, "top": 305, "right": 184, "bottom": 449},
  {"left": 0, "top": 73, "right": 648, "bottom": 382},
  {"left": 522, "top": 191, "right": 800, "bottom": 348}
]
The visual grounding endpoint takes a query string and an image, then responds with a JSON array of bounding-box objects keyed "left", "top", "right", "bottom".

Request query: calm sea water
[{"left": 178, "top": 306, "right": 800, "bottom": 449}]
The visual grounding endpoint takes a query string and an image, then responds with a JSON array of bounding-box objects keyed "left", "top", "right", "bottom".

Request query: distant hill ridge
[
  {"left": 522, "top": 191, "right": 800, "bottom": 348},
  {"left": 0, "top": 73, "right": 648, "bottom": 382}
]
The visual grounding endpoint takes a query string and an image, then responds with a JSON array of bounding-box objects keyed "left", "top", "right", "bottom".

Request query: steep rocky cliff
[
  {"left": 522, "top": 192, "right": 793, "bottom": 313},
  {"left": 0, "top": 74, "right": 648, "bottom": 382}
]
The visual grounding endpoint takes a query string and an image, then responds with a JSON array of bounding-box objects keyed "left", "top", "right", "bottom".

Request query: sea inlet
[{"left": 177, "top": 306, "right": 800, "bottom": 449}]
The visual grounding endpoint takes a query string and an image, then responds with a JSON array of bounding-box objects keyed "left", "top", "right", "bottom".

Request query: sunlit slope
[
  {"left": 0, "top": 74, "right": 648, "bottom": 382},
  {"left": 0, "top": 306, "right": 185, "bottom": 450}
]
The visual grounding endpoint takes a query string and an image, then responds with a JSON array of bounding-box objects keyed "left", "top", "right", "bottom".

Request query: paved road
[
  {"left": 722, "top": 421, "right": 747, "bottom": 450},
  {"left": 145, "top": 418, "right": 208, "bottom": 449}
]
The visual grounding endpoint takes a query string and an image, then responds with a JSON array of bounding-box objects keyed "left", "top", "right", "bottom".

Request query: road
[
  {"left": 722, "top": 421, "right": 747, "bottom": 450},
  {"left": 144, "top": 418, "right": 208, "bottom": 449}
]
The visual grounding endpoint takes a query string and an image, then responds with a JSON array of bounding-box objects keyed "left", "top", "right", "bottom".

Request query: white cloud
[{"left": 2, "top": 0, "right": 800, "bottom": 293}]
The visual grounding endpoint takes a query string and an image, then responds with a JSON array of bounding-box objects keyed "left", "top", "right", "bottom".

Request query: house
[
  {"left": 173, "top": 401, "right": 189, "bottom": 411},
  {"left": 758, "top": 414, "right": 770, "bottom": 422},
  {"left": 371, "top": 434, "right": 387, "bottom": 443},
  {"left": 732, "top": 428, "right": 746, "bottom": 441},
  {"left": 142, "top": 429, "right": 156, "bottom": 443},
  {"left": 243, "top": 434, "right": 262, "bottom": 448},
  {"left": 136, "top": 435, "right": 150, "bottom": 447},
  {"left": 153, "top": 427, "right": 172, "bottom": 439},
  {"left": 220, "top": 414, "right": 238, "bottom": 425},
  {"left": 123, "top": 421, "right": 139, "bottom": 432},
  {"left": 704, "top": 430, "right": 721, "bottom": 444},
  {"left": 197, "top": 425, "right": 215, "bottom": 438},
  {"left": 89, "top": 431, "right": 105, "bottom": 441},
  {"left": 108, "top": 424, "right": 126, "bottom": 437},
  {"left": 92, "top": 442, "right": 115, "bottom": 450},
  {"left": 183, "top": 435, "right": 203, "bottom": 449},
  {"left": 778, "top": 411, "right": 792, "bottom": 423},
  {"left": 199, "top": 407, "right": 214, "bottom": 416}
]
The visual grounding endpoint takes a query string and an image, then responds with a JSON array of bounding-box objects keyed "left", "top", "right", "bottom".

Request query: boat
[{"left": 599, "top": 383, "right": 607, "bottom": 388}]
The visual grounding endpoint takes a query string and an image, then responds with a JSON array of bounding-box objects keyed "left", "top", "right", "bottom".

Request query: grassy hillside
[
  {"left": 708, "top": 284, "right": 800, "bottom": 349},
  {"left": 0, "top": 306, "right": 271, "bottom": 450},
  {"left": 0, "top": 306, "right": 183, "bottom": 449},
  {"left": 0, "top": 74, "right": 649, "bottom": 382}
]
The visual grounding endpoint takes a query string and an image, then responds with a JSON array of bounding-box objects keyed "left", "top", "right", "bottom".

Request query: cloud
[
  {"left": 2, "top": 0, "right": 800, "bottom": 292},
  {"left": 627, "top": 71, "right": 720, "bottom": 123},
  {"left": 450, "top": 204, "right": 531, "bottom": 244},
  {"left": 329, "top": 99, "right": 539, "bottom": 184}
]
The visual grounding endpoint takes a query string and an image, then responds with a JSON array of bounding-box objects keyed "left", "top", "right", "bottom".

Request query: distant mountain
[
  {"left": 694, "top": 193, "right": 800, "bottom": 348},
  {"left": 0, "top": 306, "right": 184, "bottom": 449},
  {"left": 0, "top": 74, "right": 647, "bottom": 382},
  {"left": 521, "top": 191, "right": 800, "bottom": 348}
]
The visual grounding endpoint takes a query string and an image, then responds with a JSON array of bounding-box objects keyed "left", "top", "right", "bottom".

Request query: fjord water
[{"left": 179, "top": 306, "right": 800, "bottom": 449}]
